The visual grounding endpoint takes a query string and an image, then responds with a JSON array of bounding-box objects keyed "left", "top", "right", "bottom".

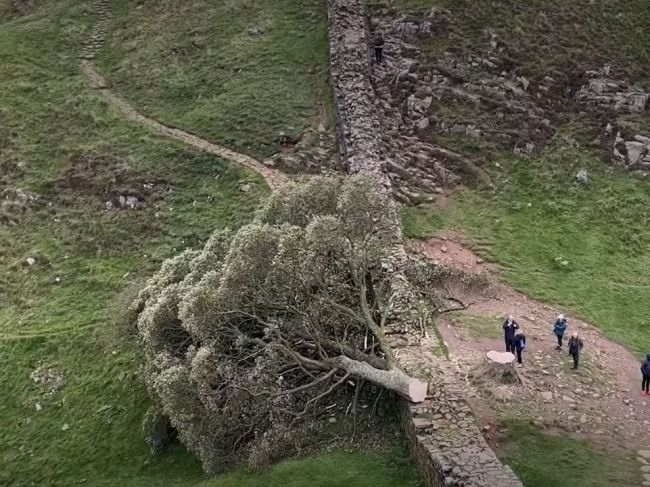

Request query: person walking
[
  {"left": 514, "top": 329, "right": 527, "bottom": 367},
  {"left": 553, "top": 314, "right": 568, "bottom": 350},
  {"left": 372, "top": 32, "right": 384, "bottom": 64},
  {"left": 641, "top": 353, "right": 650, "bottom": 396},
  {"left": 567, "top": 331, "right": 584, "bottom": 370},
  {"left": 502, "top": 315, "right": 519, "bottom": 353}
]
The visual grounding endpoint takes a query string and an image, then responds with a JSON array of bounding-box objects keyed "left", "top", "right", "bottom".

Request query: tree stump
[{"left": 474, "top": 350, "right": 521, "bottom": 385}]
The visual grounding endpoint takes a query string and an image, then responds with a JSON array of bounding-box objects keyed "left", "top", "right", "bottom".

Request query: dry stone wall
[
  {"left": 327, "top": 0, "right": 390, "bottom": 187},
  {"left": 326, "top": 1, "right": 522, "bottom": 485}
]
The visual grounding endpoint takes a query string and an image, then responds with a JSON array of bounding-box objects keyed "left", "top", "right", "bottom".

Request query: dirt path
[
  {"left": 410, "top": 233, "right": 649, "bottom": 472},
  {"left": 80, "top": 0, "right": 287, "bottom": 191}
]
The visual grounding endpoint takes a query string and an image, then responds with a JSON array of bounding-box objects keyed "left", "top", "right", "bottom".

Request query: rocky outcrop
[
  {"left": 614, "top": 132, "right": 650, "bottom": 168},
  {"left": 263, "top": 126, "right": 340, "bottom": 174},
  {"left": 326, "top": 1, "right": 522, "bottom": 485},
  {"left": 368, "top": 6, "right": 650, "bottom": 184},
  {"left": 577, "top": 66, "right": 649, "bottom": 114}
]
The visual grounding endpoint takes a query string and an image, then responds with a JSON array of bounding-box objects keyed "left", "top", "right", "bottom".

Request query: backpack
[
  {"left": 642, "top": 360, "right": 650, "bottom": 376},
  {"left": 516, "top": 335, "right": 527, "bottom": 351}
]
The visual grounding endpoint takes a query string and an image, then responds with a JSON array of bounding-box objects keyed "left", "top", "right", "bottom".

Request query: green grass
[
  {"left": 97, "top": 0, "right": 332, "bottom": 159},
  {"left": 450, "top": 314, "right": 503, "bottom": 339},
  {"left": 403, "top": 135, "right": 650, "bottom": 355},
  {"left": 401, "top": 206, "right": 445, "bottom": 239},
  {"left": 501, "top": 422, "right": 639, "bottom": 487},
  {"left": 205, "top": 448, "right": 422, "bottom": 487},
  {"left": 0, "top": 1, "right": 420, "bottom": 485}
]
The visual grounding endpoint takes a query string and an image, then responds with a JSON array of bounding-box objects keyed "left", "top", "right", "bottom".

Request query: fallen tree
[{"left": 133, "top": 175, "right": 437, "bottom": 473}]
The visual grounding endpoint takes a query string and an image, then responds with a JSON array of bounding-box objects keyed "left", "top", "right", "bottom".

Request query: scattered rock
[
  {"left": 247, "top": 25, "right": 265, "bottom": 37},
  {"left": 576, "top": 169, "right": 589, "bottom": 185},
  {"left": 30, "top": 366, "right": 65, "bottom": 395},
  {"left": 240, "top": 183, "right": 253, "bottom": 193},
  {"left": 61, "top": 423, "right": 70, "bottom": 431},
  {"left": 625, "top": 141, "right": 646, "bottom": 164},
  {"left": 26, "top": 257, "right": 36, "bottom": 266}
]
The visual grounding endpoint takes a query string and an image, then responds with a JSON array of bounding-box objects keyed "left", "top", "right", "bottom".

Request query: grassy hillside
[
  {"left": 0, "top": 1, "right": 419, "bottom": 485},
  {"left": 97, "top": 0, "right": 331, "bottom": 159},
  {"left": 403, "top": 136, "right": 650, "bottom": 355}
]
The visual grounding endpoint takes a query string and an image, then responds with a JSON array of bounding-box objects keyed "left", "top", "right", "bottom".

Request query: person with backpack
[
  {"left": 641, "top": 354, "right": 650, "bottom": 396},
  {"left": 553, "top": 314, "right": 568, "bottom": 350},
  {"left": 514, "top": 329, "right": 527, "bottom": 367},
  {"left": 372, "top": 32, "right": 384, "bottom": 64},
  {"left": 502, "top": 315, "right": 519, "bottom": 353},
  {"left": 567, "top": 331, "right": 584, "bottom": 370}
]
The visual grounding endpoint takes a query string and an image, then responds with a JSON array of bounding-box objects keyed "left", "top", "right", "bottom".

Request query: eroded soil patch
[{"left": 47, "top": 152, "right": 168, "bottom": 211}]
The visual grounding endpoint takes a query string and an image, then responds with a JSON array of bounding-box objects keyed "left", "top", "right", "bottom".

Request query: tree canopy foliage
[{"left": 133, "top": 175, "right": 441, "bottom": 473}]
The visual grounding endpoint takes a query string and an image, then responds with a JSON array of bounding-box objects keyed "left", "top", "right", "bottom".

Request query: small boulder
[
  {"left": 576, "top": 169, "right": 589, "bottom": 185},
  {"left": 247, "top": 26, "right": 265, "bottom": 37},
  {"left": 625, "top": 141, "right": 646, "bottom": 164}
]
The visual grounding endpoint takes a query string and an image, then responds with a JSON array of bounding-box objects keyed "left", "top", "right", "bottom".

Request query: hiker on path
[
  {"left": 502, "top": 315, "right": 519, "bottom": 353},
  {"left": 567, "top": 331, "right": 584, "bottom": 370},
  {"left": 553, "top": 314, "right": 568, "bottom": 350},
  {"left": 372, "top": 32, "right": 384, "bottom": 64},
  {"left": 641, "top": 353, "right": 650, "bottom": 396},
  {"left": 514, "top": 329, "right": 527, "bottom": 367}
]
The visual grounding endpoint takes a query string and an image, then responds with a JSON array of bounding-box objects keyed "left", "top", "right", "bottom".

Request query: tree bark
[
  {"left": 473, "top": 350, "right": 522, "bottom": 385},
  {"left": 324, "top": 356, "right": 427, "bottom": 403}
]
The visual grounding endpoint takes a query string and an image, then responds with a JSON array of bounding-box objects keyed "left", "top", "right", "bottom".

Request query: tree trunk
[
  {"left": 473, "top": 350, "right": 521, "bottom": 385},
  {"left": 325, "top": 356, "right": 427, "bottom": 403}
]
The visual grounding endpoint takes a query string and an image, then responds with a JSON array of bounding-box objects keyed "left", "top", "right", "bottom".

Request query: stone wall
[
  {"left": 326, "top": 0, "right": 389, "bottom": 187},
  {"left": 326, "top": 1, "right": 522, "bottom": 485}
]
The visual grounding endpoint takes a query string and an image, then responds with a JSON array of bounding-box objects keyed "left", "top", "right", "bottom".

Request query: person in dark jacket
[
  {"left": 502, "top": 315, "right": 519, "bottom": 353},
  {"left": 514, "top": 329, "right": 527, "bottom": 367},
  {"left": 553, "top": 314, "right": 568, "bottom": 350},
  {"left": 567, "top": 331, "right": 584, "bottom": 370},
  {"left": 641, "top": 354, "right": 650, "bottom": 396},
  {"left": 372, "top": 32, "right": 384, "bottom": 64}
]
